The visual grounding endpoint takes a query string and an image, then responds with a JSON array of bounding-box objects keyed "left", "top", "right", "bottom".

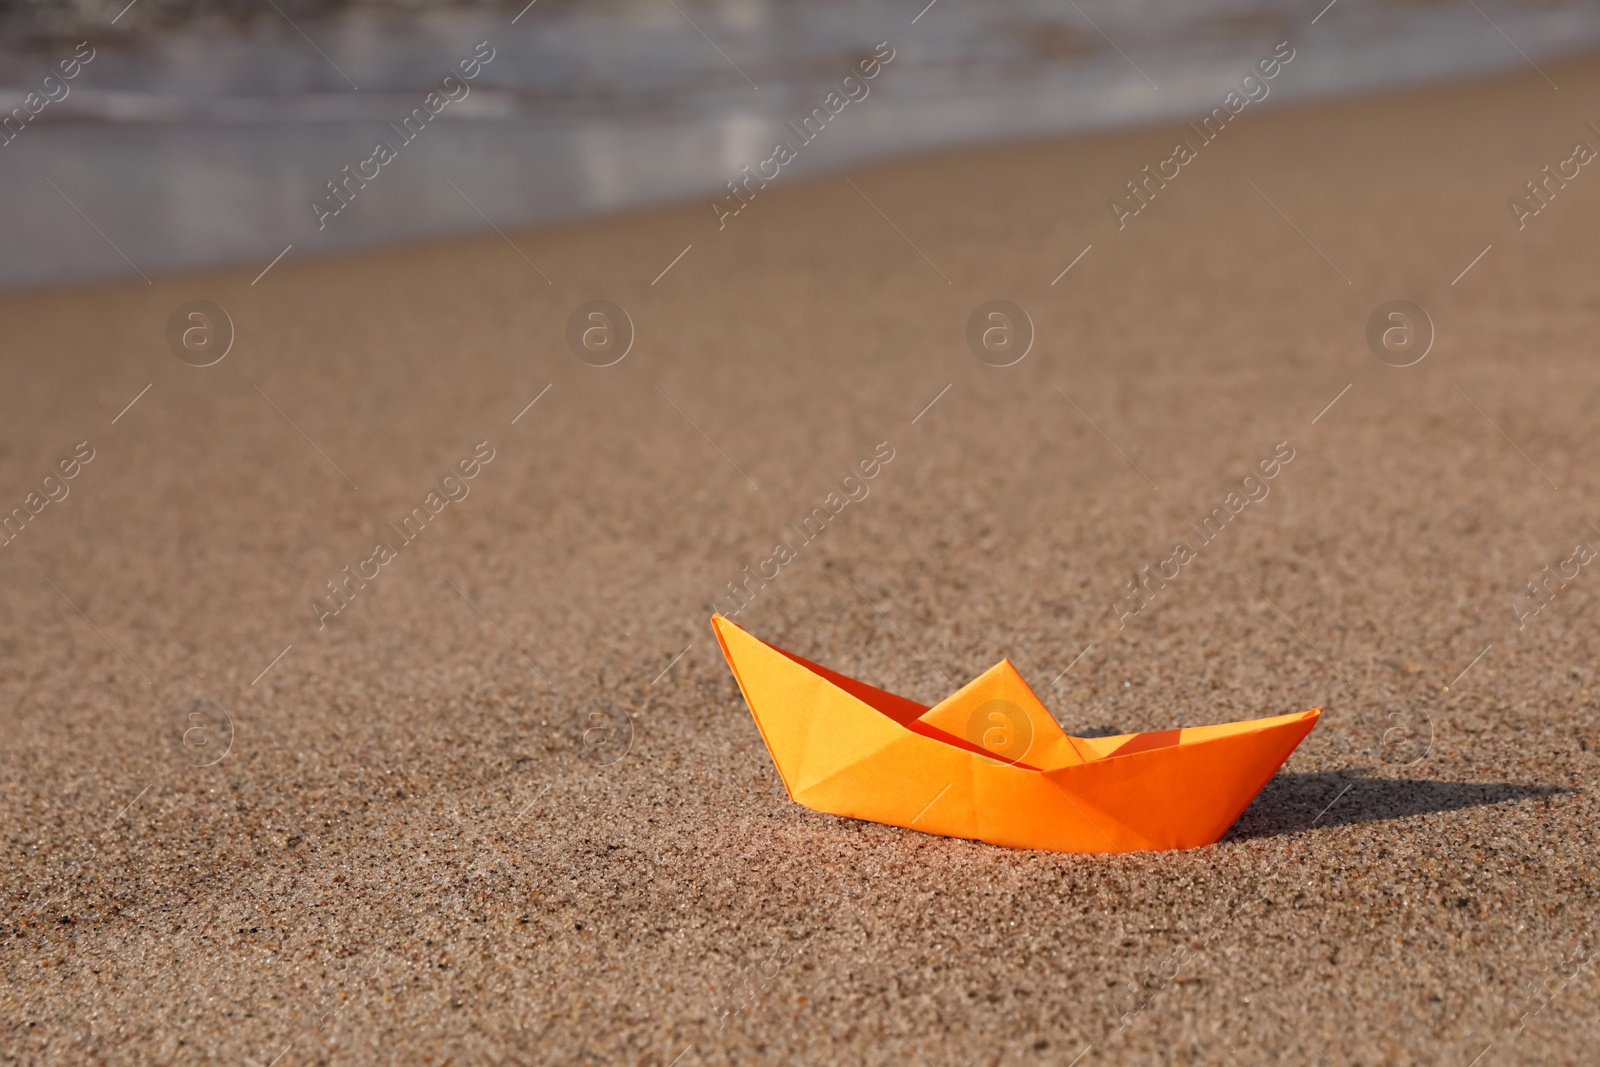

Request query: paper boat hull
[{"left": 712, "top": 615, "right": 1319, "bottom": 854}]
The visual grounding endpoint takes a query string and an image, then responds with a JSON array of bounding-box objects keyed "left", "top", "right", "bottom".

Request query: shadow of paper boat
[{"left": 713, "top": 615, "right": 1320, "bottom": 854}]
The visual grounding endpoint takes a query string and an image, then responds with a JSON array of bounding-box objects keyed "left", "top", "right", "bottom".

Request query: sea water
[{"left": 1, "top": 0, "right": 1596, "bottom": 288}]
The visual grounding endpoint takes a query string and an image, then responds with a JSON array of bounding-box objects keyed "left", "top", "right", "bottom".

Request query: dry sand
[{"left": 4, "top": 52, "right": 1600, "bottom": 1067}]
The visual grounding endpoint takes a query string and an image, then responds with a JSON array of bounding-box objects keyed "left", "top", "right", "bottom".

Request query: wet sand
[{"left": 3, "top": 53, "right": 1600, "bottom": 1066}]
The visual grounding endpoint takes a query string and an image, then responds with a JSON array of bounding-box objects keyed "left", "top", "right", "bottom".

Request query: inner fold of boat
[{"left": 770, "top": 643, "right": 1265, "bottom": 769}]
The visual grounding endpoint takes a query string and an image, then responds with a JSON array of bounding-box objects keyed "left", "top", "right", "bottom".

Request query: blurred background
[{"left": 4, "top": 0, "right": 1600, "bottom": 289}]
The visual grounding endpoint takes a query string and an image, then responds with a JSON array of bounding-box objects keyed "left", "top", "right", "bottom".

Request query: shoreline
[{"left": 5, "top": 8, "right": 1600, "bottom": 288}]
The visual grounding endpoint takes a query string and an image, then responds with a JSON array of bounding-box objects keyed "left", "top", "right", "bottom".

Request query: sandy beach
[{"left": 4, "top": 52, "right": 1600, "bottom": 1065}]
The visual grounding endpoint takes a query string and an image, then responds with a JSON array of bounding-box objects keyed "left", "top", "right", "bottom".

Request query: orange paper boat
[{"left": 712, "top": 615, "right": 1319, "bottom": 854}]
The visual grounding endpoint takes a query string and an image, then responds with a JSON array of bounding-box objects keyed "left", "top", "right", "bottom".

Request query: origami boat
[{"left": 711, "top": 615, "right": 1319, "bottom": 854}]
